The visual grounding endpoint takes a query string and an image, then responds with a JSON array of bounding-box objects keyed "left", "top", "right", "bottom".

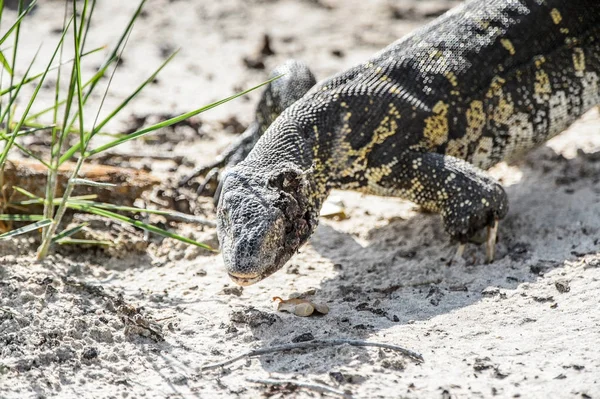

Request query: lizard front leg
[{"left": 346, "top": 151, "right": 509, "bottom": 261}]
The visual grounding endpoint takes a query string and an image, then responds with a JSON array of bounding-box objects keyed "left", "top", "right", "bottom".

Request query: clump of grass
[{"left": 0, "top": 0, "right": 273, "bottom": 258}]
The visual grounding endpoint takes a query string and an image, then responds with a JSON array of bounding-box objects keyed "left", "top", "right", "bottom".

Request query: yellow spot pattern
[
  {"left": 500, "top": 39, "right": 516, "bottom": 55},
  {"left": 486, "top": 76, "right": 506, "bottom": 98},
  {"left": 445, "top": 71, "right": 458, "bottom": 87},
  {"left": 423, "top": 101, "right": 449, "bottom": 148},
  {"left": 336, "top": 104, "right": 401, "bottom": 179},
  {"left": 534, "top": 56, "right": 546, "bottom": 69},
  {"left": 493, "top": 96, "right": 514, "bottom": 124},
  {"left": 310, "top": 125, "right": 329, "bottom": 202},
  {"left": 534, "top": 70, "right": 552, "bottom": 95},
  {"left": 446, "top": 100, "right": 486, "bottom": 160},
  {"left": 472, "top": 137, "right": 494, "bottom": 169},
  {"left": 550, "top": 8, "right": 562, "bottom": 25},
  {"left": 466, "top": 100, "right": 486, "bottom": 129},
  {"left": 573, "top": 48, "right": 586, "bottom": 72},
  {"left": 364, "top": 158, "right": 399, "bottom": 190}
]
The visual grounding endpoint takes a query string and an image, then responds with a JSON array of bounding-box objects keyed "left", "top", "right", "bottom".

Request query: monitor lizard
[{"left": 198, "top": 0, "right": 600, "bottom": 285}]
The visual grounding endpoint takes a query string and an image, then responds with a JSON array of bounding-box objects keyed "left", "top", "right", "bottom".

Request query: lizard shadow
[
  {"left": 248, "top": 144, "right": 600, "bottom": 375},
  {"left": 311, "top": 145, "right": 599, "bottom": 320}
]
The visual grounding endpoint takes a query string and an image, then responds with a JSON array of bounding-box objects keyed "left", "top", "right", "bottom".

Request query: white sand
[{"left": 1, "top": 1, "right": 599, "bottom": 398}]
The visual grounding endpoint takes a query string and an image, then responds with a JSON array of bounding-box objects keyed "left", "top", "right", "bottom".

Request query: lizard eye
[{"left": 267, "top": 168, "right": 302, "bottom": 192}]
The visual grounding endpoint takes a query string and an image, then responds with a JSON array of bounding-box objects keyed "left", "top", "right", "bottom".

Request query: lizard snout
[
  {"left": 216, "top": 180, "right": 289, "bottom": 285},
  {"left": 222, "top": 213, "right": 287, "bottom": 286}
]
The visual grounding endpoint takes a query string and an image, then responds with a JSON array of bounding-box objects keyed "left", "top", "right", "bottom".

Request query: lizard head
[{"left": 216, "top": 164, "right": 318, "bottom": 286}]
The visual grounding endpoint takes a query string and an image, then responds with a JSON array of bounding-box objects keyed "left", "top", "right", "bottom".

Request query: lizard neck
[{"left": 244, "top": 108, "right": 333, "bottom": 216}]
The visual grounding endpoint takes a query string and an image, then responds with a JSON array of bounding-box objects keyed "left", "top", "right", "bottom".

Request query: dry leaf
[
  {"left": 293, "top": 302, "right": 315, "bottom": 317},
  {"left": 313, "top": 303, "right": 330, "bottom": 314},
  {"left": 273, "top": 297, "right": 329, "bottom": 317}
]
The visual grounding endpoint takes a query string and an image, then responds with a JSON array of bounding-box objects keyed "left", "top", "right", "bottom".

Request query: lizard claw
[
  {"left": 447, "top": 243, "right": 466, "bottom": 266},
  {"left": 485, "top": 219, "right": 499, "bottom": 263},
  {"left": 448, "top": 218, "right": 498, "bottom": 266},
  {"left": 196, "top": 167, "right": 220, "bottom": 196},
  {"left": 179, "top": 162, "right": 220, "bottom": 188}
]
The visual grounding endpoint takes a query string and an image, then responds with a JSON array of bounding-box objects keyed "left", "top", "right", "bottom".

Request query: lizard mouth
[
  {"left": 227, "top": 257, "right": 283, "bottom": 286},
  {"left": 228, "top": 272, "right": 263, "bottom": 286}
]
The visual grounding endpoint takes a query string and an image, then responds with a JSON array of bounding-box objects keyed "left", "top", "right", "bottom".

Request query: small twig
[
  {"left": 247, "top": 377, "right": 352, "bottom": 399},
  {"left": 161, "top": 210, "right": 216, "bottom": 227},
  {"left": 154, "top": 315, "right": 176, "bottom": 323},
  {"left": 200, "top": 339, "right": 423, "bottom": 371},
  {"left": 0, "top": 306, "right": 21, "bottom": 317}
]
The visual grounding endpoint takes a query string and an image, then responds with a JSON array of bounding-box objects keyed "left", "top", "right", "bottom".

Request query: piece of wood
[{"left": 2, "top": 159, "right": 160, "bottom": 207}]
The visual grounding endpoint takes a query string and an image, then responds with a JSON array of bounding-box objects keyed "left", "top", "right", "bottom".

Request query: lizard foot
[
  {"left": 178, "top": 162, "right": 220, "bottom": 188},
  {"left": 448, "top": 218, "right": 499, "bottom": 265}
]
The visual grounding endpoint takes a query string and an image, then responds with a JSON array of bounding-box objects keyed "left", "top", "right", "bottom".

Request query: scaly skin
[
  {"left": 178, "top": 60, "right": 316, "bottom": 195},
  {"left": 216, "top": 0, "right": 600, "bottom": 285}
]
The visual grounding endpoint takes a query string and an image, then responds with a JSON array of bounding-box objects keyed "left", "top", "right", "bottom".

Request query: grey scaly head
[
  {"left": 216, "top": 156, "right": 320, "bottom": 286},
  {"left": 214, "top": 62, "right": 320, "bottom": 285}
]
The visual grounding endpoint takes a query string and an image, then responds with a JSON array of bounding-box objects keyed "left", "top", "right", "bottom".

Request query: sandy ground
[{"left": 1, "top": 0, "right": 600, "bottom": 398}]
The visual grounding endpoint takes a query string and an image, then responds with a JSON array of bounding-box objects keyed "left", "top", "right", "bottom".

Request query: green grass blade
[
  {"left": 0, "top": 46, "right": 41, "bottom": 164},
  {"left": 0, "top": 124, "right": 56, "bottom": 168},
  {"left": 66, "top": 200, "right": 216, "bottom": 226},
  {"left": 12, "top": 194, "right": 97, "bottom": 206},
  {"left": 59, "top": 50, "right": 179, "bottom": 163},
  {"left": 36, "top": 0, "right": 94, "bottom": 259},
  {"left": 80, "top": 0, "right": 96, "bottom": 51},
  {"left": 66, "top": 199, "right": 193, "bottom": 217},
  {"left": 86, "top": 76, "right": 279, "bottom": 157},
  {"left": 0, "top": 214, "right": 44, "bottom": 221},
  {"left": 70, "top": 178, "right": 116, "bottom": 188},
  {"left": 69, "top": 204, "right": 216, "bottom": 251},
  {"left": 0, "top": 44, "right": 101, "bottom": 97},
  {"left": 0, "top": 49, "right": 12, "bottom": 76},
  {"left": 52, "top": 0, "right": 142, "bottom": 154},
  {"left": 0, "top": 124, "right": 56, "bottom": 138},
  {"left": 23, "top": 55, "right": 115, "bottom": 122},
  {"left": 83, "top": 0, "right": 145, "bottom": 97},
  {"left": 0, "top": 0, "right": 5, "bottom": 121},
  {"left": 72, "top": 0, "right": 88, "bottom": 151},
  {"left": 0, "top": 136, "right": 52, "bottom": 168},
  {"left": 0, "top": 218, "right": 52, "bottom": 240},
  {"left": 66, "top": 199, "right": 169, "bottom": 214},
  {"left": 12, "top": 186, "right": 42, "bottom": 200},
  {"left": 40, "top": 7, "right": 74, "bottom": 238},
  {"left": 10, "top": 199, "right": 44, "bottom": 206},
  {"left": 0, "top": 0, "right": 4, "bottom": 34},
  {"left": 56, "top": 238, "right": 111, "bottom": 246},
  {"left": 66, "top": 200, "right": 213, "bottom": 224},
  {"left": 51, "top": 222, "right": 88, "bottom": 242},
  {"left": 3, "top": 0, "right": 25, "bottom": 135},
  {"left": 0, "top": 20, "right": 73, "bottom": 168},
  {"left": 57, "top": 0, "right": 142, "bottom": 163},
  {"left": 0, "top": 0, "right": 37, "bottom": 46},
  {"left": 52, "top": 0, "right": 146, "bottom": 169}
]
